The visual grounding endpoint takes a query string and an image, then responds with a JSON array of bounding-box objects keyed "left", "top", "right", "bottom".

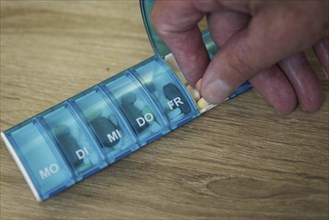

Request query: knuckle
[{"left": 226, "top": 48, "right": 255, "bottom": 80}]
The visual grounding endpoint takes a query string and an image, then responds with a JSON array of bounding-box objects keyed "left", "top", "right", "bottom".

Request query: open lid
[
  {"left": 140, "top": 0, "right": 170, "bottom": 57},
  {"left": 140, "top": 0, "right": 219, "bottom": 58}
]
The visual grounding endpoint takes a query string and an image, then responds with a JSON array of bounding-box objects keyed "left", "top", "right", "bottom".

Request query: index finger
[{"left": 151, "top": 1, "right": 209, "bottom": 86}]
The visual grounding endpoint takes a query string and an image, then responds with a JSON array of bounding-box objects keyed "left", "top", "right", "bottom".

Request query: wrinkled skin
[{"left": 151, "top": 0, "right": 329, "bottom": 114}]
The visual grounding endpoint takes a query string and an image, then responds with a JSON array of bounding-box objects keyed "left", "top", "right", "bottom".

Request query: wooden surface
[{"left": 0, "top": 1, "right": 328, "bottom": 219}]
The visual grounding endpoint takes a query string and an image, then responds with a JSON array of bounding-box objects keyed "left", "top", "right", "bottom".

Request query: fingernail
[
  {"left": 196, "top": 78, "right": 202, "bottom": 91},
  {"left": 203, "top": 79, "right": 232, "bottom": 104},
  {"left": 322, "top": 67, "right": 329, "bottom": 80}
]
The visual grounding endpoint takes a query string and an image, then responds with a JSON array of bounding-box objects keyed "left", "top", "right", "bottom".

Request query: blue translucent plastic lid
[{"left": 140, "top": 0, "right": 170, "bottom": 57}]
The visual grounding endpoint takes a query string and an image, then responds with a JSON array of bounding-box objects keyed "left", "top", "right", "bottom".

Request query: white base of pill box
[{"left": 1, "top": 132, "right": 41, "bottom": 202}]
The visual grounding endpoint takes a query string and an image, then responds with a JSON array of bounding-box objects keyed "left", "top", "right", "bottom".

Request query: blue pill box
[
  {"left": 1, "top": 55, "right": 201, "bottom": 201},
  {"left": 1, "top": 0, "right": 253, "bottom": 201}
]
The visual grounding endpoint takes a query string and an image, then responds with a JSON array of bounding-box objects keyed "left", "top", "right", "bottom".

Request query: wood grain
[{"left": 0, "top": 1, "right": 328, "bottom": 219}]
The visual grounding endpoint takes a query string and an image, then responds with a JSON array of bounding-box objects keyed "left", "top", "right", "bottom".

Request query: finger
[
  {"left": 207, "top": 11, "right": 297, "bottom": 113},
  {"left": 313, "top": 37, "right": 329, "bottom": 79},
  {"left": 207, "top": 10, "right": 250, "bottom": 46},
  {"left": 279, "top": 52, "right": 323, "bottom": 112},
  {"left": 249, "top": 67, "right": 297, "bottom": 114},
  {"left": 200, "top": 5, "right": 325, "bottom": 104},
  {"left": 151, "top": 1, "right": 209, "bottom": 86}
]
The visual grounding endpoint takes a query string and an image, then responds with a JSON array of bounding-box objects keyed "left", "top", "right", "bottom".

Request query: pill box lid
[
  {"left": 140, "top": 0, "right": 219, "bottom": 59},
  {"left": 140, "top": 0, "right": 170, "bottom": 57}
]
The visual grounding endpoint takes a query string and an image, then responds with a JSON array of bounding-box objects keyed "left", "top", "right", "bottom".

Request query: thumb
[{"left": 200, "top": 28, "right": 270, "bottom": 104}]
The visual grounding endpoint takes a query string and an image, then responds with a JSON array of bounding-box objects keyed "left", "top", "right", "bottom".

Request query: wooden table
[{"left": 1, "top": 1, "right": 328, "bottom": 219}]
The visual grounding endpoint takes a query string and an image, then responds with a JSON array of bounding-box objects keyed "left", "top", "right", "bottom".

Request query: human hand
[{"left": 151, "top": 0, "right": 329, "bottom": 114}]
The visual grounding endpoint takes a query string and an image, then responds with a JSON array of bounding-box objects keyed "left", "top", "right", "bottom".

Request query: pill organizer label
[
  {"left": 136, "top": 112, "right": 154, "bottom": 127},
  {"left": 76, "top": 147, "right": 89, "bottom": 160},
  {"left": 167, "top": 97, "right": 184, "bottom": 110},
  {"left": 39, "top": 163, "right": 59, "bottom": 179},
  {"left": 107, "top": 129, "right": 122, "bottom": 143}
]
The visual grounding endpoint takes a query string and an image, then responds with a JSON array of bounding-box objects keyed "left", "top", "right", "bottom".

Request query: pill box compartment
[
  {"left": 3, "top": 119, "right": 75, "bottom": 201},
  {"left": 39, "top": 103, "right": 107, "bottom": 181},
  {"left": 132, "top": 56, "right": 199, "bottom": 129},
  {"left": 101, "top": 71, "right": 170, "bottom": 146},
  {"left": 71, "top": 86, "right": 139, "bottom": 163}
]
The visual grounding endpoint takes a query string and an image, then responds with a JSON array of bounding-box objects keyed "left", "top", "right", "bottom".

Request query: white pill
[
  {"left": 149, "top": 122, "right": 161, "bottom": 133},
  {"left": 186, "top": 85, "right": 201, "bottom": 101},
  {"left": 86, "top": 109, "right": 102, "bottom": 121},
  {"left": 70, "top": 127, "right": 80, "bottom": 138},
  {"left": 100, "top": 109, "right": 109, "bottom": 117},
  {"left": 168, "top": 108, "right": 182, "bottom": 120},
  {"left": 139, "top": 130, "right": 151, "bottom": 140},
  {"left": 108, "top": 114, "right": 118, "bottom": 126},
  {"left": 197, "top": 98, "right": 209, "bottom": 109},
  {"left": 107, "top": 149, "right": 121, "bottom": 160},
  {"left": 83, "top": 156, "right": 91, "bottom": 165},
  {"left": 133, "top": 99, "right": 146, "bottom": 109},
  {"left": 89, "top": 153, "right": 100, "bottom": 164},
  {"left": 113, "top": 141, "right": 122, "bottom": 150},
  {"left": 77, "top": 140, "right": 89, "bottom": 149}
]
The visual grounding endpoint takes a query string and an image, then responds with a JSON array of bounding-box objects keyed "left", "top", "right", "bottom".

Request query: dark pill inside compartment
[
  {"left": 121, "top": 92, "right": 149, "bottom": 133},
  {"left": 90, "top": 116, "right": 120, "bottom": 148},
  {"left": 147, "top": 82, "right": 156, "bottom": 92},
  {"left": 52, "top": 124, "right": 83, "bottom": 167},
  {"left": 163, "top": 83, "right": 191, "bottom": 114}
]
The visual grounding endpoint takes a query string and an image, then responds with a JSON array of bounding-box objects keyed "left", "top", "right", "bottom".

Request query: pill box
[{"left": 1, "top": 0, "right": 252, "bottom": 201}]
